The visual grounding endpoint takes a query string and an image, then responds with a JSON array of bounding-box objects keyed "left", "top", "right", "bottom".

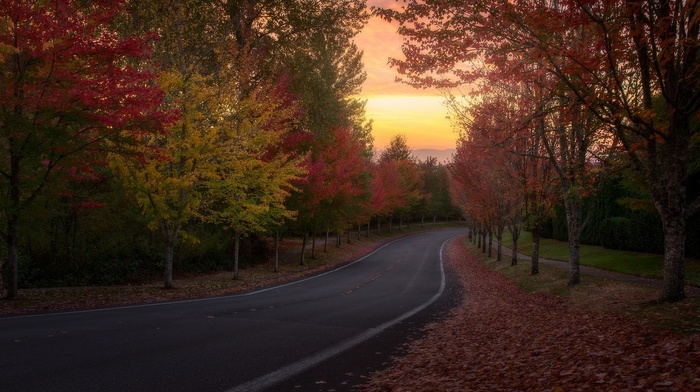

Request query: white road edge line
[
  {"left": 2, "top": 231, "right": 459, "bottom": 320},
  {"left": 225, "top": 235, "right": 459, "bottom": 392}
]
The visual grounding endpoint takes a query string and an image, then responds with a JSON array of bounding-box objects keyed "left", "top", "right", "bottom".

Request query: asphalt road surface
[{"left": 1, "top": 227, "right": 466, "bottom": 392}]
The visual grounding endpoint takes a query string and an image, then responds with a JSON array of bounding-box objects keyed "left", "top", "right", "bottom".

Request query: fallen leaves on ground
[{"left": 360, "top": 238, "right": 700, "bottom": 391}]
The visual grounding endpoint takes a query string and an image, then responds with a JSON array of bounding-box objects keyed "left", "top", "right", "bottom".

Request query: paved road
[{"left": 0, "top": 228, "right": 466, "bottom": 392}]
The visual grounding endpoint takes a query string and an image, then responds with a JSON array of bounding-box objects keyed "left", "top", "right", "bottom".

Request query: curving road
[{"left": 0, "top": 227, "right": 466, "bottom": 392}]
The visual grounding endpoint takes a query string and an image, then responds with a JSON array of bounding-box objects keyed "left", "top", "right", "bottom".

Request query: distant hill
[{"left": 413, "top": 149, "right": 455, "bottom": 163}]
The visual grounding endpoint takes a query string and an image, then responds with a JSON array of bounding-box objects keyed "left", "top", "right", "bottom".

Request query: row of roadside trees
[
  {"left": 376, "top": 0, "right": 700, "bottom": 301},
  {"left": 0, "top": 0, "right": 455, "bottom": 299}
]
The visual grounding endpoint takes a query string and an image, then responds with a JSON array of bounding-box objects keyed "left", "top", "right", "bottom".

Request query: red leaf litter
[{"left": 360, "top": 238, "right": 700, "bottom": 391}]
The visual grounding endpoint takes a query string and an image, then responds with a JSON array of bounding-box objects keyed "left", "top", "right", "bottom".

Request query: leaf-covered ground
[{"left": 361, "top": 238, "right": 700, "bottom": 391}]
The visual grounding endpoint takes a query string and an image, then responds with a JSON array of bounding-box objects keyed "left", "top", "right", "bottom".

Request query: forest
[{"left": 0, "top": 0, "right": 457, "bottom": 299}]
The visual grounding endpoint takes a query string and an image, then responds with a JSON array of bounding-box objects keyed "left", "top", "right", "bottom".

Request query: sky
[{"left": 354, "top": 0, "right": 456, "bottom": 151}]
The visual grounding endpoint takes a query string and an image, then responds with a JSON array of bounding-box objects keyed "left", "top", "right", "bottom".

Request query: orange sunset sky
[{"left": 355, "top": 0, "right": 456, "bottom": 151}]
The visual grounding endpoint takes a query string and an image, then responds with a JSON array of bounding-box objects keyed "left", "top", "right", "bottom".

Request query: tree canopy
[{"left": 375, "top": 0, "right": 700, "bottom": 300}]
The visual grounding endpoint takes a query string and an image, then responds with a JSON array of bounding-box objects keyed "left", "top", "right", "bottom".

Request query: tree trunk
[
  {"left": 274, "top": 231, "right": 280, "bottom": 273},
  {"left": 367, "top": 220, "right": 370, "bottom": 237},
  {"left": 659, "top": 212, "right": 686, "bottom": 300},
  {"left": 563, "top": 196, "right": 583, "bottom": 285},
  {"left": 421, "top": 215, "right": 424, "bottom": 228},
  {"left": 487, "top": 228, "right": 493, "bottom": 258},
  {"left": 477, "top": 227, "right": 482, "bottom": 249},
  {"left": 650, "top": 119, "right": 689, "bottom": 301},
  {"left": 347, "top": 229, "right": 351, "bottom": 244},
  {"left": 336, "top": 231, "right": 341, "bottom": 248},
  {"left": 479, "top": 229, "right": 486, "bottom": 253},
  {"left": 300, "top": 232, "right": 308, "bottom": 266},
  {"left": 233, "top": 230, "right": 241, "bottom": 280},
  {"left": 377, "top": 219, "right": 381, "bottom": 235},
  {"left": 433, "top": 215, "right": 437, "bottom": 224},
  {"left": 496, "top": 225, "right": 503, "bottom": 262},
  {"left": 388, "top": 216, "right": 393, "bottom": 233},
  {"left": 4, "top": 215, "right": 20, "bottom": 299},
  {"left": 324, "top": 229, "right": 329, "bottom": 252},
  {"left": 160, "top": 220, "right": 180, "bottom": 289},
  {"left": 357, "top": 224, "right": 361, "bottom": 241},
  {"left": 531, "top": 227, "right": 540, "bottom": 275},
  {"left": 0, "top": 239, "right": 4, "bottom": 297},
  {"left": 311, "top": 231, "right": 316, "bottom": 259},
  {"left": 509, "top": 224, "right": 520, "bottom": 266},
  {"left": 5, "top": 150, "right": 22, "bottom": 299}
]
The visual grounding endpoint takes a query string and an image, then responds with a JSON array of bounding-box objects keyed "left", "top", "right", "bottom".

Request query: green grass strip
[{"left": 499, "top": 231, "right": 700, "bottom": 286}]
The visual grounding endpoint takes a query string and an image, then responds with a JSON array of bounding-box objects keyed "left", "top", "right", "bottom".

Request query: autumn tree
[
  {"left": 199, "top": 61, "right": 305, "bottom": 280},
  {"left": 275, "top": 0, "right": 372, "bottom": 256},
  {"left": 419, "top": 157, "right": 453, "bottom": 225},
  {"left": 0, "top": 0, "right": 166, "bottom": 299},
  {"left": 450, "top": 124, "right": 522, "bottom": 262},
  {"left": 110, "top": 0, "right": 229, "bottom": 288},
  {"left": 375, "top": 0, "right": 699, "bottom": 299},
  {"left": 563, "top": 0, "right": 700, "bottom": 300}
]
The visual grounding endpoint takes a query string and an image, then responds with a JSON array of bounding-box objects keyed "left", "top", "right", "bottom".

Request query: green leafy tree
[{"left": 380, "top": 134, "right": 416, "bottom": 163}]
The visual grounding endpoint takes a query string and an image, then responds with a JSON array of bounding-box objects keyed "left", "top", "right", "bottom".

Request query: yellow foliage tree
[
  {"left": 110, "top": 70, "right": 218, "bottom": 288},
  {"left": 198, "top": 59, "right": 305, "bottom": 280}
]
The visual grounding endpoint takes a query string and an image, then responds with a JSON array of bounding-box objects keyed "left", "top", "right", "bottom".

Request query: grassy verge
[
  {"left": 499, "top": 230, "right": 700, "bottom": 286},
  {"left": 468, "top": 238, "right": 700, "bottom": 335},
  {"left": 0, "top": 222, "right": 463, "bottom": 316}
]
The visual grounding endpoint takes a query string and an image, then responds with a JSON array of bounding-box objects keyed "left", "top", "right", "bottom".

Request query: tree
[
  {"left": 378, "top": 134, "right": 424, "bottom": 230},
  {"left": 286, "top": 125, "right": 369, "bottom": 263},
  {"left": 111, "top": 0, "right": 229, "bottom": 289},
  {"left": 380, "top": 134, "right": 416, "bottom": 163},
  {"left": 110, "top": 71, "right": 214, "bottom": 289},
  {"left": 567, "top": 0, "right": 700, "bottom": 300},
  {"left": 0, "top": 0, "right": 166, "bottom": 299},
  {"left": 372, "top": 156, "right": 423, "bottom": 232},
  {"left": 448, "top": 85, "right": 560, "bottom": 272},
  {"left": 376, "top": 0, "right": 700, "bottom": 299},
  {"left": 275, "top": 0, "right": 372, "bottom": 257},
  {"left": 198, "top": 54, "right": 305, "bottom": 280}
]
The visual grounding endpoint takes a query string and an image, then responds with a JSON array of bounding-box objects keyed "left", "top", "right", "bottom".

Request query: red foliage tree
[
  {"left": 370, "top": 157, "right": 423, "bottom": 233},
  {"left": 288, "top": 125, "right": 369, "bottom": 263},
  {"left": 455, "top": 89, "right": 561, "bottom": 271},
  {"left": 376, "top": 0, "right": 699, "bottom": 299},
  {"left": 0, "top": 0, "right": 167, "bottom": 298}
]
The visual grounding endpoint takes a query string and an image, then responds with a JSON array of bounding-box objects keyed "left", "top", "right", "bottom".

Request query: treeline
[
  {"left": 15, "top": 135, "right": 455, "bottom": 291},
  {"left": 0, "top": 1, "right": 455, "bottom": 299},
  {"left": 375, "top": 1, "right": 700, "bottom": 300}
]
